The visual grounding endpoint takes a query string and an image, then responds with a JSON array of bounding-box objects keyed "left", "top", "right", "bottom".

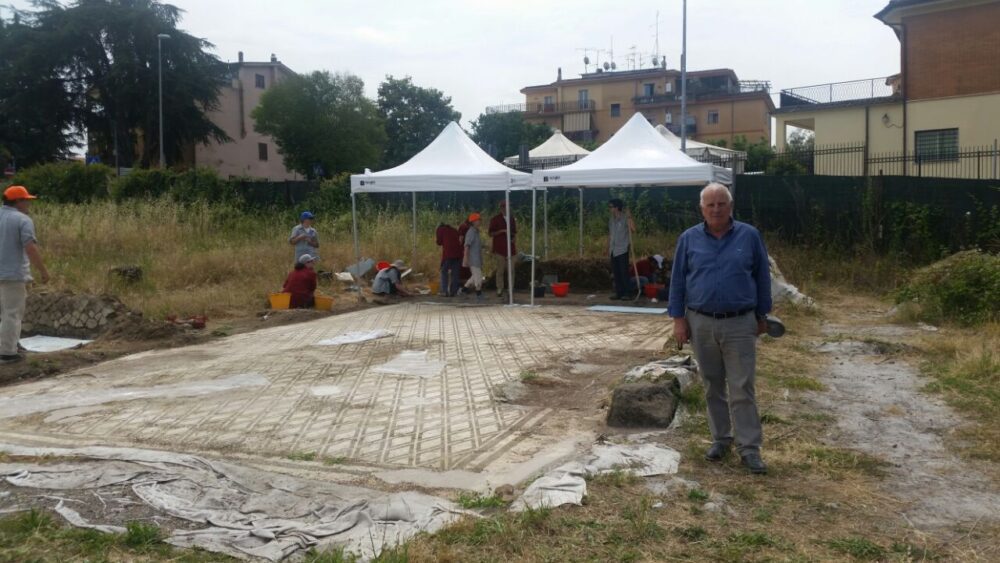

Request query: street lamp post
[
  {"left": 157, "top": 33, "right": 171, "bottom": 168},
  {"left": 680, "top": 0, "right": 687, "bottom": 152}
]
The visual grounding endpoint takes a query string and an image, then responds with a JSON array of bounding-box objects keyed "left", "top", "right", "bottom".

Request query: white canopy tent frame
[
  {"left": 531, "top": 113, "right": 734, "bottom": 271},
  {"left": 350, "top": 122, "right": 536, "bottom": 306}
]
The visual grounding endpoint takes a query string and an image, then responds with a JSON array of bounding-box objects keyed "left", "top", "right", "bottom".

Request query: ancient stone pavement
[{"left": 0, "top": 303, "right": 670, "bottom": 482}]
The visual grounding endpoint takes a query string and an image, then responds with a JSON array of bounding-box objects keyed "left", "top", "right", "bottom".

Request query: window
[
  {"left": 707, "top": 110, "right": 720, "bottom": 124},
  {"left": 258, "top": 143, "right": 268, "bottom": 161},
  {"left": 255, "top": 73, "right": 266, "bottom": 89},
  {"left": 577, "top": 89, "right": 589, "bottom": 109},
  {"left": 610, "top": 103, "right": 621, "bottom": 117},
  {"left": 643, "top": 83, "right": 655, "bottom": 97},
  {"left": 665, "top": 82, "right": 673, "bottom": 93},
  {"left": 543, "top": 95, "right": 554, "bottom": 106},
  {"left": 915, "top": 128, "right": 958, "bottom": 161},
  {"left": 665, "top": 112, "right": 673, "bottom": 124}
]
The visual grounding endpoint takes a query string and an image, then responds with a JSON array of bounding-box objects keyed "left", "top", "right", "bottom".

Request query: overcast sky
[{"left": 9, "top": 0, "right": 901, "bottom": 128}]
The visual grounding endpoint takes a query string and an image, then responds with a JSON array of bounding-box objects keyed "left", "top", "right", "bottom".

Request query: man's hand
[
  {"left": 757, "top": 318, "right": 767, "bottom": 336},
  {"left": 673, "top": 317, "right": 690, "bottom": 345}
]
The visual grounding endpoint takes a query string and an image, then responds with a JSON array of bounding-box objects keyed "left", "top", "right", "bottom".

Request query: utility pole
[
  {"left": 680, "top": 0, "right": 688, "bottom": 152},
  {"left": 157, "top": 33, "right": 171, "bottom": 168}
]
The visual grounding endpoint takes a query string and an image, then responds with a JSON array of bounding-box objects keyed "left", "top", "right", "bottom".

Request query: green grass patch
[
  {"left": 456, "top": 491, "right": 508, "bottom": 510},
  {"left": 895, "top": 250, "right": 999, "bottom": 326},
  {"left": 678, "top": 385, "right": 707, "bottom": 410},
  {"left": 518, "top": 370, "right": 538, "bottom": 383},
  {"left": 122, "top": 521, "right": 163, "bottom": 550},
  {"left": 826, "top": 536, "right": 886, "bottom": 560},
  {"left": 760, "top": 412, "right": 789, "bottom": 425},
  {"left": 323, "top": 456, "right": 348, "bottom": 465},
  {"left": 686, "top": 488, "right": 709, "bottom": 502},
  {"left": 287, "top": 451, "right": 318, "bottom": 462},
  {"left": 676, "top": 525, "right": 708, "bottom": 542},
  {"left": 772, "top": 374, "right": 826, "bottom": 391},
  {"left": 807, "top": 447, "right": 887, "bottom": 477},
  {"left": 589, "top": 469, "right": 640, "bottom": 488}
]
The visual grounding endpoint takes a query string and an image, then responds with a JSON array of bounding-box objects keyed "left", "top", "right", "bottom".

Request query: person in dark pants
[
  {"left": 435, "top": 222, "right": 462, "bottom": 296},
  {"left": 669, "top": 183, "right": 772, "bottom": 475},
  {"left": 607, "top": 198, "right": 633, "bottom": 300}
]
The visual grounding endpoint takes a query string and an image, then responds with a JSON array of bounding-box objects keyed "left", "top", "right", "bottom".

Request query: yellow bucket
[
  {"left": 429, "top": 280, "right": 440, "bottom": 294},
  {"left": 314, "top": 295, "right": 334, "bottom": 311},
  {"left": 269, "top": 292, "right": 291, "bottom": 309}
]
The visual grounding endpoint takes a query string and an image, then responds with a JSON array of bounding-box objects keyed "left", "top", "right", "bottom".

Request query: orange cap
[
  {"left": 468, "top": 212, "right": 481, "bottom": 222},
  {"left": 3, "top": 186, "right": 37, "bottom": 201}
]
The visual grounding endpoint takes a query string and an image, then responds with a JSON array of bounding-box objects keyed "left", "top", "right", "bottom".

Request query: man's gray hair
[{"left": 700, "top": 182, "right": 733, "bottom": 205}]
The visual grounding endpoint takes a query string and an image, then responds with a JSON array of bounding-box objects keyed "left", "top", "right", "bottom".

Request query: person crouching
[
  {"left": 283, "top": 254, "right": 317, "bottom": 308},
  {"left": 372, "top": 260, "right": 411, "bottom": 297}
]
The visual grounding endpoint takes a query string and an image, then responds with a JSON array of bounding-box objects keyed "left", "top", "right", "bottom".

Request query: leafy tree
[
  {"left": 731, "top": 135, "right": 775, "bottom": 173},
  {"left": 377, "top": 76, "right": 460, "bottom": 167},
  {"left": 0, "top": 14, "right": 79, "bottom": 167},
  {"left": 253, "top": 71, "right": 385, "bottom": 179},
  {"left": 786, "top": 129, "right": 815, "bottom": 152},
  {"left": 1, "top": 0, "right": 230, "bottom": 168},
  {"left": 469, "top": 111, "right": 552, "bottom": 161}
]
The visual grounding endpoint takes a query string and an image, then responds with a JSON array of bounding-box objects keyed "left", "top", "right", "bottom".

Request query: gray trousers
[
  {"left": 0, "top": 281, "right": 27, "bottom": 356},
  {"left": 688, "top": 311, "right": 763, "bottom": 455}
]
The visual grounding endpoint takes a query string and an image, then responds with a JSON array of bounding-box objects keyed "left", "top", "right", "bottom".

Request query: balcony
[
  {"left": 633, "top": 93, "right": 678, "bottom": 106},
  {"left": 485, "top": 100, "right": 597, "bottom": 115},
  {"left": 779, "top": 76, "right": 899, "bottom": 108}
]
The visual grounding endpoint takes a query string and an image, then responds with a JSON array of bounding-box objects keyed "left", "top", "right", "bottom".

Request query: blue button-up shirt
[{"left": 668, "top": 220, "right": 772, "bottom": 318}]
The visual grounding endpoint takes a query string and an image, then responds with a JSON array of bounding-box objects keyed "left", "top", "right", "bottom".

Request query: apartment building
[
  {"left": 773, "top": 0, "right": 1000, "bottom": 177},
  {"left": 189, "top": 52, "right": 298, "bottom": 180},
  {"left": 489, "top": 67, "right": 773, "bottom": 146}
]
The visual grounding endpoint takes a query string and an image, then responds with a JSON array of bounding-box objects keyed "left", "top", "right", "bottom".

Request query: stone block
[{"left": 606, "top": 383, "right": 678, "bottom": 428}]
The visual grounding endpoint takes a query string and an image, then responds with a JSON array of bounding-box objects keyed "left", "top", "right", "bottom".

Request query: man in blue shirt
[{"left": 668, "top": 183, "right": 772, "bottom": 474}]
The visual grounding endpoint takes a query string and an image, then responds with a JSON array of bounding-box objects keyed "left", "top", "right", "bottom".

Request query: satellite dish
[
  {"left": 611, "top": 61, "right": 617, "bottom": 70},
  {"left": 603, "top": 62, "right": 610, "bottom": 70},
  {"left": 583, "top": 56, "right": 590, "bottom": 64}
]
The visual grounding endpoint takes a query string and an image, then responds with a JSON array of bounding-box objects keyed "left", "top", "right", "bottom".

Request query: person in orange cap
[
  {"left": 461, "top": 212, "right": 485, "bottom": 302},
  {"left": 1, "top": 186, "right": 50, "bottom": 363}
]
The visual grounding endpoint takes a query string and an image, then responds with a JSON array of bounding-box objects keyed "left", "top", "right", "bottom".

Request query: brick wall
[{"left": 904, "top": 3, "right": 1000, "bottom": 100}]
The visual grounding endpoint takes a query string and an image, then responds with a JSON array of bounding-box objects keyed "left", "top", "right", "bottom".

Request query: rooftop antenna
[
  {"left": 651, "top": 10, "right": 661, "bottom": 68},
  {"left": 576, "top": 47, "right": 598, "bottom": 73}
]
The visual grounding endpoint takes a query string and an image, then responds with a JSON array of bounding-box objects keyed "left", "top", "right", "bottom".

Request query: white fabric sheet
[
  {"left": 19, "top": 335, "right": 92, "bottom": 353},
  {"left": 316, "top": 330, "right": 393, "bottom": 346},
  {"left": 372, "top": 350, "right": 445, "bottom": 379},
  {"left": 0, "top": 444, "right": 467, "bottom": 561}
]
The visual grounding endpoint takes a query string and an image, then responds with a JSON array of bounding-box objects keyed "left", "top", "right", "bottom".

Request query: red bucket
[
  {"left": 551, "top": 282, "right": 570, "bottom": 297},
  {"left": 644, "top": 283, "right": 664, "bottom": 298}
]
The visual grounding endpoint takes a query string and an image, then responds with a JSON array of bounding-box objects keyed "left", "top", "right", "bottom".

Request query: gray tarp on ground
[{"left": 0, "top": 444, "right": 467, "bottom": 561}]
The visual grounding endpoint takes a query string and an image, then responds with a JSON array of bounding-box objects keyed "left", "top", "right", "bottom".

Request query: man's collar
[{"left": 701, "top": 218, "right": 735, "bottom": 236}]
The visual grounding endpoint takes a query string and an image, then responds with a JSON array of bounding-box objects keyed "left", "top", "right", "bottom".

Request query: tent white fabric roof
[
  {"left": 502, "top": 130, "right": 590, "bottom": 166},
  {"left": 532, "top": 113, "right": 732, "bottom": 188},
  {"left": 351, "top": 122, "right": 531, "bottom": 193},
  {"left": 655, "top": 124, "right": 745, "bottom": 160}
]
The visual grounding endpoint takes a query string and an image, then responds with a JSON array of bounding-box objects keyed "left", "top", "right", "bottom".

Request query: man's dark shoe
[
  {"left": 704, "top": 442, "right": 730, "bottom": 462},
  {"left": 609, "top": 295, "right": 621, "bottom": 300},
  {"left": 0, "top": 354, "right": 24, "bottom": 364},
  {"left": 741, "top": 452, "right": 768, "bottom": 475}
]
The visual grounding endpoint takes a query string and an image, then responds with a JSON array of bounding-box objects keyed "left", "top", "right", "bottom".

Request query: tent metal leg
[
  {"left": 543, "top": 188, "right": 548, "bottom": 260},
  {"left": 531, "top": 187, "right": 537, "bottom": 307},
  {"left": 411, "top": 191, "right": 417, "bottom": 266},
  {"left": 578, "top": 187, "right": 584, "bottom": 257},
  {"left": 351, "top": 192, "right": 361, "bottom": 300},
  {"left": 505, "top": 189, "right": 514, "bottom": 306}
]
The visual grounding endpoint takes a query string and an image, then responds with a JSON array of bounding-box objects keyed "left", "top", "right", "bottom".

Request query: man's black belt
[{"left": 689, "top": 307, "right": 754, "bottom": 319}]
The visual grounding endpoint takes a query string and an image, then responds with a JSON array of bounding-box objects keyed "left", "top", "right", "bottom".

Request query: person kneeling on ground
[
  {"left": 629, "top": 254, "right": 663, "bottom": 294},
  {"left": 372, "top": 260, "right": 411, "bottom": 297},
  {"left": 283, "top": 254, "right": 317, "bottom": 308}
]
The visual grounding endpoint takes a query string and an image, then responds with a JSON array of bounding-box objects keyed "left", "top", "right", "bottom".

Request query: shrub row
[{"left": 896, "top": 249, "right": 1000, "bottom": 326}]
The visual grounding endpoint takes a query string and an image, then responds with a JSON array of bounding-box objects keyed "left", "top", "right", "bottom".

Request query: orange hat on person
[
  {"left": 3, "top": 186, "right": 37, "bottom": 201},
  {"left": 468, "top": 212, "right": 481, "bottom": 222}
]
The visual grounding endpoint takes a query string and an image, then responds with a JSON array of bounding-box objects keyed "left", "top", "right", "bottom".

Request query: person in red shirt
[
  {"left": 488, "top": 200, "right": 517, "bottom": 297},
  {"left": 282, "top": 254, "right": 318, "bottom": 308},
  {"left": 435, "top": 222, "right": 463, "bottom": 296},
  {"left": 629, "top": 254, "right": 663, "bottom": 296}
]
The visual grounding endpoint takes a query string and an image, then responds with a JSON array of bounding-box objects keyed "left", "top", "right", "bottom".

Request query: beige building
[
  {"left": 774, "top": 0, "right": 1000, "bottom": 177},
  {"left": 190, "top": 52, "right": 299, "bottom": 181},
  {"left": 491, "top": 67, "right": 773, "bottom": 146}
]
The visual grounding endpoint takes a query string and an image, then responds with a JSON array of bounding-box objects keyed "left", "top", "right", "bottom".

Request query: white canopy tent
[
  {"left": 350, "top": 122, "right": 535, "bottom": 305},
  {"left": 655, "top": 124, "right": 746, "bottom": 173},
  {"left": 502, "top": 129, "right": 591, "bottom": 167},
  {"left": 531, "top": 113, "right": 732, "bottom": 258},
  {"left": 503, "top": 129, "right": 592, "bottom": 259}
]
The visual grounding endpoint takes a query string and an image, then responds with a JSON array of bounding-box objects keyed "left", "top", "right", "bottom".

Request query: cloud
[{"left": 351, "top": 25, "right": 402, "bottom": 46}]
